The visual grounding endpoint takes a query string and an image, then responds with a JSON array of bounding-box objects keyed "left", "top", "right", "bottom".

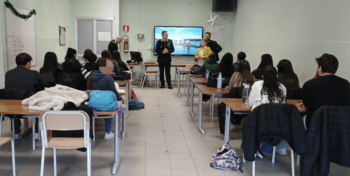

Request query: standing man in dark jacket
[
  {"left": 155, "top": 31, "right": 175, "bottom": 89},
  {"left": 5, "top": 53, "right": 44, "bottom": 139},
  {"left": 205, "top": 32, "right": 222, "bottom": 61},
  {"left": 301, "top": 53, "right": 350, "bottom": 127},
  {"left": 108, "top": 36, "right": 122, "bottom": 54}
]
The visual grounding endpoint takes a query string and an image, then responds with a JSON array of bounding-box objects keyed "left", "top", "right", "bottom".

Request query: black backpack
[
  {"left": 113, "top": 68, "right": 131, "bottom": 81},
  {"left": 190, "top": 65, "right": 205, "bottom": 75}
]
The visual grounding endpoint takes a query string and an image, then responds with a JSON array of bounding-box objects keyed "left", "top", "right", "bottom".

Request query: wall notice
[
  {"left": 98, "top": 32, "right": 111, "bottom": 41},
  {"left": 206, "top": 26, "right": 226, "bottom": 41}
]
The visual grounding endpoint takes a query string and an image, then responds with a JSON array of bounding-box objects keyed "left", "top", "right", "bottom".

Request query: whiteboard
[
  {"left": 5, "top": 7, "right": 36, "bottom": 70},
  {"left": 206, "top": 26, "right": 226, "bottom": 41}
]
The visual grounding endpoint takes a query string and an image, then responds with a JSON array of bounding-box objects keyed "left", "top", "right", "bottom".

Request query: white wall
[{"left": 232, "top": 0, "right": 350, "bottom": 85}]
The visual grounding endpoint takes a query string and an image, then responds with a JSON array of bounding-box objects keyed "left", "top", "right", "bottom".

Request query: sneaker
[
  {"left": 104, "top": 132, "right": 114, "bottom": 140},
  {"left": 34, "top": 133, "right": 39, "bottom": 140},
  {"left": 160, "top": 85, "right": 165, "bottom": 88},
  {"left": 168, "top": 85, "right": 173, "bottom": 89},
  {"left": 14, "top": 134, "right": 22, "bottom": 140},
  {"left": 256, "top": 149, "right": 265, "bottom": 159},
  {"left": 120, "top": 104, "right": 128, "bottom": 113},
  {"left": 230, "top": 123, "right": 237, "bottom": 131},
  {"left": 276, "top": 148, "right": 287, "bottom": 155}
]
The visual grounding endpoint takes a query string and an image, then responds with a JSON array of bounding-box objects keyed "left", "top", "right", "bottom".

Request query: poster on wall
[
  {"left": 59, "top": 26, "right": 66, "bottom": 46},
  {"left": 206, "top": 26, "right": 226, "bottom": 41},
  {"left": 123, "top": 25, "right": 129, "bottom": 34}
]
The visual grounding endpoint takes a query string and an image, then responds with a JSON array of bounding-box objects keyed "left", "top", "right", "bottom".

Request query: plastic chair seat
[
  {"left": 93, "top": 115, "right": 113, "bottom": 119},
  {"left": 48, "top": 137, "right": 90, "bottom": 149},
  {"left": 0, "top": 137, "right": 12, "bottom": 146}
]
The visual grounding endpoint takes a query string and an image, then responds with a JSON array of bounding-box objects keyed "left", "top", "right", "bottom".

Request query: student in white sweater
[{"left": 246, "top": 66, "right": 289, "bottom": 158}]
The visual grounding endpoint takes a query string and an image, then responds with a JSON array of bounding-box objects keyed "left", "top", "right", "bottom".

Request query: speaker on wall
[{"left": 212, "top": 0, "right": 237, "bottom": 12}]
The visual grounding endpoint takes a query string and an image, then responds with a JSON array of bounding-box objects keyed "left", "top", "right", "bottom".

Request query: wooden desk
[
  {"left": 191, "top": 85, "right": 229, "bottom": 134},
  {"left": 220, "top": 98, "right": 306, "bottom": 143},
  {"left": 177, "top": 68, "right": 190, "bottom": 97},
  {"left": 0, "top": 99, "right": 121, "bottom": 175}
]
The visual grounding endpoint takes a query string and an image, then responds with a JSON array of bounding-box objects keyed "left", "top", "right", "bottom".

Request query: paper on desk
[{"left": 114, "top": 82, "right": 126, "bottom": 94}]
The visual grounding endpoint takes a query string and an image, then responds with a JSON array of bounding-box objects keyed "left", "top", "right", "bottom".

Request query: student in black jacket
[
  {"left": 112, "top": 51, "right": 129, "bottom": 71},
  {"left": 108, "top": 36, "right": 122, "bottom": 54},
  {"left": 205, "top": 32, "right": 222, "bottom": 61},
  {"left": 40, "top": 52, "right": 62, "bottom": 82},
  {"left": 301, "top": 53, "right": 350, "bottom": 127},
  {"left": 155, "top": 31, "right": 175, "bottom": 89},
  {"left": 5, "top": 53, "right": 44, "bottom": 139},
  {"left": 57, "top": 58, "right": 87, "bottom": 91},
  {"left": 252, "top": 54, "right": 273, "bottom": 80},
  {"left": 81, "top": 52, "right": 97, "bottom": 79}
]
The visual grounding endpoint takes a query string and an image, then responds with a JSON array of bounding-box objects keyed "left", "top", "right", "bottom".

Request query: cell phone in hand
[{"left": 298, "top": 101, "right": 303, "bottom": 103}]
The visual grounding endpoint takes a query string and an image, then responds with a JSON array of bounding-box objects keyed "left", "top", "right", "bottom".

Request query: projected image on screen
[{"left": 154, "top": 26, "right": 203, "bottom": 56}]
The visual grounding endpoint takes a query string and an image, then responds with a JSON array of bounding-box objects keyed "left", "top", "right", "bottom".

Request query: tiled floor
[{"left": 0, "top": 87, "right": 349, "bottom": 176}]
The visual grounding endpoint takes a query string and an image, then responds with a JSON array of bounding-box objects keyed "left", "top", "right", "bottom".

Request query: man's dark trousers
[{"left": 159, "top": 62, "right": 171, "bottom": 86}]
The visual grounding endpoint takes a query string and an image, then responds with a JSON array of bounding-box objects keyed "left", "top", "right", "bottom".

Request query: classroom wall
[
  {"left": 0, "top": 0, "right": 74, "bottom": 89},
  {"left": 119, "top": 0, "right": 235, "bottom": 77},
  {"left": 231, "top": 0, "right": 350, "bottom": 85}
]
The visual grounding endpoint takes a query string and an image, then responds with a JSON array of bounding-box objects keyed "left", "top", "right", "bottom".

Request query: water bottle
[
  {"left": 242, "top": 83, "right": 250, "bottom": 104},
  {"left": 217, "top": 72, "right": 222, "bottom": 89},
  {"left": 205, "top": 70, "right": 209, "bottom": 81}
]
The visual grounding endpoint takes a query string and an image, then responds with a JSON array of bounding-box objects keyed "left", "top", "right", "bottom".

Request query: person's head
[
  {"left": 205, "top": 32, "right": 211, "bottom": 41},
  {"left": 200, "top": 39, "right": 208, "bottom": 47},
  {"left": 101, "top": 50, "right": 112, "bottom": 59},
  {"left": 112, "top": 50, "right": 127, "bottom": 69},
  {"left": 315, "top": 53, "right": 339, "bottom": 76},
  {"left": 237, "top": 60, "right": 251, "bottom": 73},
  {"left": 258, "top": 54, "right": 273, "bottom": 70},
  {"left": 62, "top": 58, "right": 82, "bottom": 74},
  {"left": 237, "top": 51, "right": 246, "bottom": 62},
  {"left": 215, "top": 53, "right": 234, "bottom": 75},
  {"left": 95, "top": 58, "right": 114, "bottom": 74},
  {"left": 261, "top": 65, "right": 285, "bottom": 103},
  {"left": 115, "top": 36, "right": 122, "bottom": 44},
  {"left": 277, "top": 59, "right": 296, "bottom": 75},
  {"left": 65, "top": 48, "right": 77, "bottom": 60},
  {"left": 41, "top": 52, "right": 59, "bottom": 73},
  {"left": 208, "top": 53, "right": 216, "bottom": 61},
  {"left": 84, "top": 49, "right": 93, "bottom": 55},
  {"left": 161, "top": 31, "right": 168, "bottom": 40},
  {"left": 83, "top": 52, "right": 97, "bottom": 64},
  {"left": 16, "top": 53, "right": 32, "bottom": 69}
]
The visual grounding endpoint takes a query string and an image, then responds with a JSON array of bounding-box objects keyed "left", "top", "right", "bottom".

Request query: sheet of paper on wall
[
  {"left": 98, "top": 32, "right": 111, "bottom": 41},
  {"left": 206, "top": 26, "right": 226, "bottom": 41},
  {"left": 60, "top": 27, "right": 65, "bottom": 46}
]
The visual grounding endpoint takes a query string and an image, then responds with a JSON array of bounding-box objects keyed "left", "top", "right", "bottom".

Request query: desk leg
[
  {"left": 177, "top": 70, "right": 181, "bottom": 96},
  {"left": 224, "top": 105, "right": 231, "bottom": 143},
  {"left": 112, "top": 113, "right": 121, "bottom": 175},
  {"left": 122, "top": 101, "right": 127, "bottom": 139},
  {"left": 196, "top": 90, "right": 205, "bottom": 135},
  {"left": 186, "top": 75, "right": 190, "bottom": 106},
  {"left": 32, "top": 117, "right": 35, "bottom": 150},
  {"left": 190, "top": 82, "right": 195, "bottom": 117}
]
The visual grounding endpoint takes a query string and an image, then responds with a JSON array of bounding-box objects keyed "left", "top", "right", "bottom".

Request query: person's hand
[
  {"left": 297, "top": 103, "right": 304, "bottom": 107},
  {"left": 164, "top": 48, "right": 168, "bottom": 54},
  {"left": 313, "top": 71, "right": 318, "bottom": 79}
]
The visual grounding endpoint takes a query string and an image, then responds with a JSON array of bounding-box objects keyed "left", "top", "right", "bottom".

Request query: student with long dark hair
[
  {"left": 40, "top": 52, "right": 62, "bottom": 81},
  {"left": 252, "top": 54, "right": 273, "bottom": 80},
  {"left": 112, "top": 51, "right": 129, "bottom": 71},
  {"left": 64, "top": 47, "right": 77, "bottom": 60},
  {"left": 228, "top": 60, "right": 255, "bottom": 90},
  {"left": 277, "top": 59, "right": 300, "bottom": 89},
  {"left": 87, "top": 58, "right": 122, "bottom": 139},
  {"left": 248, "top": 65, "right": 288, "bottom": 157},
  {"left": 81, "top": 52, "right": 98, "bottom": 79},
  {"left": 57, "top": 58, "right": 87, "bottom": 91},
  {"left": 215, "top": 52, "right": 235, "bottom": 78},
  {"left": 101, "top": 50, "right": 120, "bottom": 73}
]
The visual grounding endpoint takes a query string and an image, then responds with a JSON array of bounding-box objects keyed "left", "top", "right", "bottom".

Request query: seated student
[
  {"left": 80, "top": 49, "right": 93, "bottom": 66},
  {"left": 112, "top": 50, "right": 129, "bottom": 71},
  {"left": 81, "top": 52, "right": 97, "bottom": 79},
  {"left": 57, "top": 58, "right": 87, "bottom": 91},
  {"left": 228, "top": 60, "right": 255, "bottom": 90},
  {"left": 252, "top": 54, "right": 273, "bottom": 80},
  {"left": 5, "top": 53, "right": 44, "bottom": 139},
  {"left": 277, "top": 59, "right": 300, "bottom": 89},
  {"left": 233, "top": 51, "right": 246, "bottom": 72},
  {"left": 101, "top": 50, "right": 120, "bottom": 73},
  {"left": 215, "top": 53, "right": 235, "bottom": 78},
  {"left": 202, "top": 54, "right": 218, "bottom": 73},
  {"left": 247, "top": 65, "right": 288, "bottom": 157},
  {"left": 40, "top": 52, "right": 62, "bottom": 82},
  {"left": 194, "top": 39, "right": 212, "bottom": 66},
  {"left": 87, "top": 58, "right": 123, "bottom": 139},
  {"left": 62, "top": 48, "right": 77, "bottom": 71},
  {"left": 302, "top": 54, "right": 350, "bottom": 127}
]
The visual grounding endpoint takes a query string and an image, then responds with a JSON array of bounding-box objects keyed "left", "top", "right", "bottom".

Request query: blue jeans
[
  {"left": 241, "top": 140, "right": 289, "bottom": 155},
  {"left": 104, "top": 118, "right": 113, "bottom": 133}
]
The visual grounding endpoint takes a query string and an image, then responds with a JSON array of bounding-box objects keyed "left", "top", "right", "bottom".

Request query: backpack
[
  {"left": 88, "top": 90, "right": 119, "bottom": 111},
  {"left": 210, "top": 143, "right": 243, "bottom": 172},
  {"left": 113, "top": 68, "right": 131, "bottom": 81},
  {"left": 190, "top": 65, "right": 205, "bottom": 75},
  {"left": 131, "top": 88, "right": 137, "bottom": 99},
  {"left": 129, "top": 99, "right": 144, "bottom": 110}
]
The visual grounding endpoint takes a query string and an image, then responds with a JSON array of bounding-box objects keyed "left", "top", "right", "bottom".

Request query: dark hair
[
  {"left": 237, "top": 60, "right": 255, "bottom": 86},
  {"left": 237, "top": 52, "right": 246, "bottom": 61},
  {"left": 84, "top": 49, "right": 93, "bottom": 55},
  {"left": 41, "top": 52, "right": 59, "bottom": 74},
  {"left": 205, "top": 32, "right": 211, "bottom": 36},
  {"left": 277, "top": 59, "right": 300, "bottom": 88},
  {"left": 16, "top": 53, "right": 32, "bottom": 66},
  {"left": 112, "top": 51, "right": 127, "bottom": 69},
  {"left": 215, "top": 53, "right": 234, "bottom": 76},
  {"left": 315, "top": 53, "right": 339, "bottom": 74},
  {"left": 62, "top": 58, "right": 82, "bottom": 74},
  {"left": 101, "top": 50, "right": 112, "bottom": 59},
  {"left": 83, "top": 52, "right": 97, "bottom": 63},
  {"left": 161, "top": 31, "right": 167, "bottom": 36},
  {"left": 65, "top": 48, "right": 77, "bottom": 60},
  {"left": 258, "top": 54, "right": 273, "bottom": 70},
  {"left": 209, "top": 53, "right": 216, "bottom": 61},
  {"left": 261, "top": 66, "right": 285, "bottom": 103}
]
